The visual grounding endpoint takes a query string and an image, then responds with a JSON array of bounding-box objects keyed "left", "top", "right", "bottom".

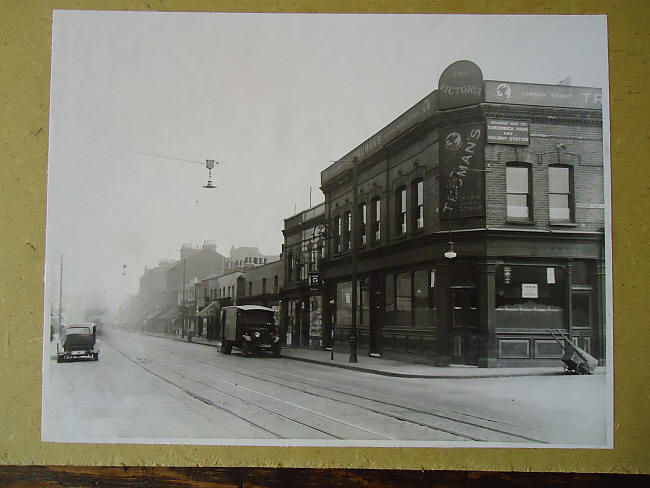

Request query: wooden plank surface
[{"left": 0, "top": 467, "right": 647, "bottom": 487}]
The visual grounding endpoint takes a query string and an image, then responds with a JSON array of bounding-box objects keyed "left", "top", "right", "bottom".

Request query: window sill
[
  {"left": 506, "top": 219, "right": 535, "bottom": 226},
  {"left": 549, "top": 221, "right": 577, "bottom": 227}
]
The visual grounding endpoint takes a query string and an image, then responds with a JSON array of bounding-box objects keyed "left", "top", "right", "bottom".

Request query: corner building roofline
[{"left": 321, "top": 60, "right": 603, "bottom": 188}]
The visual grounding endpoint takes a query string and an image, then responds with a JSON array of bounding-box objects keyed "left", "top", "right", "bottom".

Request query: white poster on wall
[
  {"left": 522, "top": 283, "right": 539, "bottom": 298},
  {"left": 547, "top": 267, "right": 556, "bottom": 284}
]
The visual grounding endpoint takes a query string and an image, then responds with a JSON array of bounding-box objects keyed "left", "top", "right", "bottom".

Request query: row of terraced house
[{"left": 134, "top": 60, "right": 608, "bottom": 367}]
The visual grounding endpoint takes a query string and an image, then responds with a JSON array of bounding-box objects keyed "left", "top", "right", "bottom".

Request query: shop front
[
  {"left": 283, "top": 291, "right": 323, "bottom": 349},
  {"left": 322, "top": 233, "right": 605, "bottom": 367}
]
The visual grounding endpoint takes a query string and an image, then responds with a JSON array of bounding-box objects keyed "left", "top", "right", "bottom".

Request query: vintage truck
[{"left": 220, "top": 305, "right": 281, "bottom": 357}]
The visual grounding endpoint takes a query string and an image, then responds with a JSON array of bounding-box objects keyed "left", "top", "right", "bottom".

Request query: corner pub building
[{"left": 319, "top": 60, "right": 606, "bottom": 367}]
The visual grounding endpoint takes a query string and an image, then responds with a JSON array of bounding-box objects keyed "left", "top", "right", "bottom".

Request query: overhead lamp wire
[{"left": 107, "top": 145, "right": 204, "bottom": 165}]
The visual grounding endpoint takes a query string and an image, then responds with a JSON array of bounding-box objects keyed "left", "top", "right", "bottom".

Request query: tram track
[
  {"left": 142, "top": 338, "right": 548, "bottom": 443},
  {"left": 105, "top": 333, "right": 548, "bottom": 443}
]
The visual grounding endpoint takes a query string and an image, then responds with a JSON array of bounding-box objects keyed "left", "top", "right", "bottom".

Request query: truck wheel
[{"left": 242, "top": 341, "right": 251, "bottom": 357}]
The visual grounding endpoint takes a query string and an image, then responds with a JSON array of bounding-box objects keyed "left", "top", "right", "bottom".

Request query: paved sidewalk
[{"left": 143, "top": 331, "right": 591, "bottom": 379}]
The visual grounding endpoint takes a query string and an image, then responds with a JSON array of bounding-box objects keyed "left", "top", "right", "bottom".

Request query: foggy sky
[{"left": 44, "top": 12, "right": 609, "bottom": 318}]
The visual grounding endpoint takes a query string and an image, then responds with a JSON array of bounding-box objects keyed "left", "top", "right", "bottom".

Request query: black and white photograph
[{"left": 42, "top": 11, "right": 613, "bottom": 448}]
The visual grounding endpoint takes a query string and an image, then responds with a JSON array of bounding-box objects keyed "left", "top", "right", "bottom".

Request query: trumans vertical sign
[
  {"left": 440, "top": 123, "right": 486, "bottom": 219},
  {"left": 437, "top": 60, "right": 487, "bottom": 219}
]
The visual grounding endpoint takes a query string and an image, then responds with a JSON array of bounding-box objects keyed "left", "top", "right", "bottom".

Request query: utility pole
[
  {"left": 182, "top": 258, "right": 186, "bottom": 337},
  {"left": 58, "top": 254, "right": 63, "bottom": 336},
  {"left": 349, "top": 156, "right": 359, "bottom": 363}
]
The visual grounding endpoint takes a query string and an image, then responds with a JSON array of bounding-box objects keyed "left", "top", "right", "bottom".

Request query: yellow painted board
[{"left": 1, "top": 0, "right": 649, "bottom": 473}]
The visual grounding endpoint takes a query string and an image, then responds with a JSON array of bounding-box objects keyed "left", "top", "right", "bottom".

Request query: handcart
[{"left": 547, "top": 328, "right": 598, "bottom": 375}]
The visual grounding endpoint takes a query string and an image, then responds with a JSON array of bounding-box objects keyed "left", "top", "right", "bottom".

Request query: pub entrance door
[
  {"left": 368, "top": 273, "right": 383, "bottom": 356},
  {"left": 450, "top": 286, "right": 479, "bottom": 365}
]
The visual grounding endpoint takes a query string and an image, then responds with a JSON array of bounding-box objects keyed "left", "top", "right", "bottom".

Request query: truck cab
[{"left": 220, "top": 305, "right": 280, "bottom": 357}]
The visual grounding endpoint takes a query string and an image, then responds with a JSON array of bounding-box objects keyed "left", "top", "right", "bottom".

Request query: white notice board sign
[{"left": 522, "top": 283, "right": 539, "bottom": 298}]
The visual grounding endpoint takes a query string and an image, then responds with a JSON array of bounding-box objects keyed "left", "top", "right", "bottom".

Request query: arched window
[
  {"left": 371, "top": 197, "right": 381, "bottom": 242},
  {"left": 358, "top": 202, "right": 367, "bottom": 247},
  {"left": 412, "top": 179, "right": 424, "bottom": 229},
  {"left": 395, "top": 187, "right": 407, "bottom": 235},
  {"left": 343, "top": 211, "right": 352, "bottom": 251},
  {"left": 333, "top": 215, "right": 342, "bottom": 254}
]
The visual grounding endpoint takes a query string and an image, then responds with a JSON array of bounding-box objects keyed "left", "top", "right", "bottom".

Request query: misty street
[{"left": 42, "top": 327, "right": 607, "bottom": 445}]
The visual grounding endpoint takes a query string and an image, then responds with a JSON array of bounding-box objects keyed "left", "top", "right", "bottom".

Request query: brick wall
[{"left": 485, "top": 120, "right": 605, "bottom": 231}]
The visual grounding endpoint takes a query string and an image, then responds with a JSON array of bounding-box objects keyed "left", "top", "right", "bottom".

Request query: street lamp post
[
  {"left": 181, "top": 258, "right": 186, "bottom": 338},
  {"left": 349, "top": 156, "right": 359, "bottom": 363}
]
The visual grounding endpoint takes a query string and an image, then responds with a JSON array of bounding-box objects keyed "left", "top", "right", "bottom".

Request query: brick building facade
[{"left": 319, "top": 61, "right": 607, "bottom": 367}]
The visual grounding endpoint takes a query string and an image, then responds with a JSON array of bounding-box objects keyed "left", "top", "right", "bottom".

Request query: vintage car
[
  {"left": 57, "top": 323, "right": 99, "bottom": 362},
  {"left": 220, "top": 305, "right": 281, "bottom": 357}
]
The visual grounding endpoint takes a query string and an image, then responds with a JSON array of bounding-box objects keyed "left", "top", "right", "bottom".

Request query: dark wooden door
[
  {"left": 369, "top": 275, "right": 383, "bottom": 356},
  {"left": 450, "top": 287, "right": 479, "bottom": 365}
]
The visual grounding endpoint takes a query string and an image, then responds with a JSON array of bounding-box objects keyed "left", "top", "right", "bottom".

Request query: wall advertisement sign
[
  {"left": 439, "top": 122, "right": 486, "bottom": 219},
  {"left": 308, "top": 272, "right": 320, "bottom": 290},
  {"left": 486, "top": 118, "right": 530, "bottom": 145},
  {"left": 485, "top": 80, "right": 602, "bottom": 109}
]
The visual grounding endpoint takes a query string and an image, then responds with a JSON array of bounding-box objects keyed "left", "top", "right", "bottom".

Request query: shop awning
[
  {"left": 197, "top": 300, "right": 219, "bottom": 317},
  {"left": 144, "top": 309, "right": 161, "bottom": 321},
  {"left": 159, "top": 307, "right": 180, "bottom": 320}
]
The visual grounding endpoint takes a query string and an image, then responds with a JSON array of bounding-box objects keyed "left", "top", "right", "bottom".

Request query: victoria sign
[{"left": 438, "top": 60, "right": 484, "bottom": 110}]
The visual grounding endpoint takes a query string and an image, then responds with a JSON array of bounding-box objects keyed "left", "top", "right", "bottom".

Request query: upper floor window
[
  {"left": 358, "top": 202, "right": 367, "bottom": 247},
  {"left": 413, "top": 179, "right": 424, "bottom": 230},
  {"left": 262, "top": 278, "right": 267, "bottom": 295},
  {"left": 506, "top": 164, "right": 532, "bottom": 220},
  {"left": 549, "top": 166, "right": 572, "bottom": 221},
  {"left": 371, "top": 197, "right": 381, "bottom": 242},
  {"left": 343, "top": 211, "right": 352, "bottom": 252},
  {"left": 274, "top": 275, "right": 279, "bottom": 293},
  {"left": 310, "top": 247, "right": 318, "bottom": 271},
  {"left": 396, "top": 187, "right": 407, "bottom": 235},
  {"left": 288, "top": 254, "right": 294, "bottom": 282},
  {"left": 333, "top": 215, "right": 342, "bottom": 254},
  {"left": 248, "top": 282, "right": 253, "bottom": 295}
]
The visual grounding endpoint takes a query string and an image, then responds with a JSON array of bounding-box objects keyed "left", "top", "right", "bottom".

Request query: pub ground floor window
[
  {"left": 383, "top": 268, "right": 436, "bottom": 328},
  {"left": 495, "top": 263, "right": 568, "bottom": 361},
  {"left": 495, "top": 264, "right": 567, "bottom": 330},
  {"left": 336, "top": 281, "right": 352, "bottom": 327}
]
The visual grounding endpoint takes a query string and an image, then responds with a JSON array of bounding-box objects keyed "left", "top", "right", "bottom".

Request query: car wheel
[
  {"left": 272, "top": 344, "right": 281, "bottom": 358},
  {"left": 221, "top": 341, "right": 232, "bottom": 354},
  {"left": 57, "top": 355, "right": 63, "bottom": 363},
  {"left": 93, "top": 353, "right": 99, "bottom": 361}
]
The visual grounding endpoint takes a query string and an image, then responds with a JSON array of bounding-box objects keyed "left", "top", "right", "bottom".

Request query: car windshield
[{"left": 240, "top": 310, "right": 274, "bottom": 327}]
